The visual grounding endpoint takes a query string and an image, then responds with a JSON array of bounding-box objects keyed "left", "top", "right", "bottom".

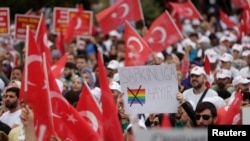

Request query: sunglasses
[{"left": 196, "top": 114, "right": 212, "bottom": 120}]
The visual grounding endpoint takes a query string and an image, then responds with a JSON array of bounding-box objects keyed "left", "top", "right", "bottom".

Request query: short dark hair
[
  {"left": 5, "top": 87, "right": 20, "bottom": 98},
  {"left": 195, "top": 101, "right": 217, "bottom": 118},
  {"left": 65, "top": 62, "right": 76, "bottom": 70}
]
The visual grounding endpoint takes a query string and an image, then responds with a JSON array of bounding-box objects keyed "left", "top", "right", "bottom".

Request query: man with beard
[
  {"left": 0, "top": 87, "right": 22, "bottom": 128},
  {"left": 62, "top": 62, "right": 77, "bottom": 92},
  {"left": 177, "top": 66, "right": 219, "bottom": 110},
  {"left": 212, "top": 69, "right": 233, "bottom": 99},
  {"left": 195, "top": 101, "right": 217, "bottom": 127}
]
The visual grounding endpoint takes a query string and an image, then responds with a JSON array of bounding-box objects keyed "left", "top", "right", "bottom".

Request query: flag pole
[{"left": 138, "top": 0, "right": 146, "bottom": 27}]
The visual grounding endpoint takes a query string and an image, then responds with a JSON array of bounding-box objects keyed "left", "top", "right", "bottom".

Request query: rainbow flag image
[{"left": 127, "top": 88, "right": 146, "bottom": 106}]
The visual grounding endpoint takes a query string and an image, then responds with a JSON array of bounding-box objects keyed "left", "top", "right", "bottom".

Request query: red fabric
[
  {"left": 171, "top": 11, "right": 182, "bottom": 31},
  {"left": 216, "top": 91, "right": 242, "bottom": 125},
  {"left": 240, "top": 7, "right": 250, "bottom": 36},
  {"left": 232, "top": 0, "right": 249, "bottom": 8},
  {"left": 55, "top": 31, "right": 65, "bottom": 55},
  {"left": 219, "top": 9, "right": 237, "bottom": 28},
  {"left": 124, "top": 21, "right": 151, "bottom": 66},
  {"left": 76, "top": 84, "right": 104, "bottom": 138},
  {"left": 169, "top": 0, "right": 202, "bottom": 19},
  {"left": 144, "top": 11, "right": 183, "bottom": 52},
  {"left": 36, "top": 15, "right": 53, "bottom": 67},
  {"left": 47, "top": 60, "right": 100, "bottom": 140},
  {"left": 161, "top": 114, "right": 172, "bottom": 129},
  {"left": 97, "top": 49, "right": 124, "bottom": 141},
  {"left": 64, "top": 5, "right": 90, "bottom": 43},
  {"left": 20, "top": 27, "right": 54, "bottom": 140},
  {"left": 51, "top": 53, "right": 68, "bottom": 79},
  {"left": 96, "top": 0, "right": 143, "bottom": 35}
]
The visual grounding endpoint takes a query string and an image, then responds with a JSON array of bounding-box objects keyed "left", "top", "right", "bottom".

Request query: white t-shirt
[
  {"left": 183, "top": 88, "right": 219, "bottom": 110},
  {"left": 0, "top": 109, "right": 22, "bottom": 128}
]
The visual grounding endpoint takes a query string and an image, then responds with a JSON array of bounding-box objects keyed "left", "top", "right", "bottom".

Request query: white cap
[
  {"left": 219, "top": 36, "right": 231, "bottom": 43},
  {"left": 241, "top": 36, "right": 250, "bottom": 43},
  {"left": 242, "top": 50, "right": 250, "bottom": 57},
  {"left": 216, "top": 69, "right": 232, "bottom": 79},
  {"left": 205, "top": 50, "right": 218, "bottom": 63},
  {"left": 109, "top": 30, "right": 120, "bottom": 38},
  {"left": 192, "top": 19, "right": 200, "bottom": 25},
  {"left": 181, "top": 38, "right": 196, "bottom": 49},
  {"left": 156, "top": 52, "right": 165, "bottom": 60},
  {"left": 203, "top": 96, "right": 226, "bottom": 108},
  {"left": 190, "top": 66, "right": 206, "bottom": 75},
  {"left": 220, "top": 53, "right": 233, "bottom": 62},
  {"left": 109, "top": 81, "right": 121, "bottom": 93},
  {"left": 198, "top": 36, "right": 210, "bottom": 44},
  {"left": 232, "top": 75, "right": 250, "bottom": 86},
  {"left": 232, "top": 44, "right": 243, "bottom": 53},
  {"left": 107, "top": 60, "right": 119, "bottom": 70},
  {"left": 241, "top": 43, "right": 250, "bottom": 49}
]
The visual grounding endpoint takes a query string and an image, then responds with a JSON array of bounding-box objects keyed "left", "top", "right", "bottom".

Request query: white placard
[
  {"left": 135, "top": 128, "right": 208, "bottom": 141},
  {"left": 242, "top": 107, "right": 250, "bottom": 124},
  {"left": 118, "top": 64, "right": 179, "bottom": 114}
]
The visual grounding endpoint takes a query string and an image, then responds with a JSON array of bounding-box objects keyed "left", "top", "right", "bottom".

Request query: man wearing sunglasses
[{"left": 195, "top": 101, "right": 217, "bottom": 127}]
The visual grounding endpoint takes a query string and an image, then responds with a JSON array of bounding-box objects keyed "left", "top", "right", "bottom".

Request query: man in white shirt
[
  {"left": 177, "top": 66, "right": 219, "bottom": 110},
  {"left": 0, "top": 87, "right": 22, "bottom": 128}
]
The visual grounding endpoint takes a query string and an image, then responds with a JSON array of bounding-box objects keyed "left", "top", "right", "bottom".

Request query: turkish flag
[
  {"left": 96, "top": 0, "right": 143, "bottom": 35},
  {"left": 124, "top": 21, "right": 151, "bottom": 66},
  {"left": 76, "top": 84, "right": 103, "bottom": 138},
  {"left": 55, "top": 30, "right": 65, "bottom": 55},
  {"left": 51, "top": 53, "right": 68, "bottom": 79},
  {"left": 36, "top": 14, "right": 53, "bottom": 67},
  {"left": 232, "top": 0, "right": 249, "bottom": 8},
  {"left": 216, "top": 91, "right": 243, "bottom": 125},
  {"left": 219, "top": 9, "right": 237, "bottom": 28},
  {"left": 46, "top": 57, "right": 101, "bottom": 140},
  {"left": 20, "top": 27, "right": 54, "bottom": 141},
  {"left": 240, "top": 7, "right": 250, "bottom": 36},
  {"left": 144, "top": 11, "right": 183, "bottom": 52},
  {"left": 169, "top": 0, "right": 202, "bottom": 19},
  {"left": 97, "top": 49, "right": 124, "bottom": 141},
  {"left": 64, "top": 5, "right": 89, "bottom": 43}
]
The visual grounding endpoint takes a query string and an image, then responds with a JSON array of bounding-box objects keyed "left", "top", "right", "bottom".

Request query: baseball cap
[
  {"left": 205, "top": 50, "right": 218, "bottom": 63},
  {"left": 190, "top": 66, "right": 206, "bottom": 75},
  {"left": 216, "top": 69, "right": 232, "bottom": 79},
  {"left": 220, "top": 53, "right": 233, "bottom": 62},
  {"left": 242, "top": 50, "right": 250, "bottom": 57},
  {"left": 109, "top": 81, "right": 121, "bottom": 93},
  {"left": 232, "top": 75, "right": 250, "bottom": 86},
  {"left": 107, "top": 60, "right": 119, "bottom": 70},
  {"left": 232, "top": 44, "right": 243, "bottom": 53}
]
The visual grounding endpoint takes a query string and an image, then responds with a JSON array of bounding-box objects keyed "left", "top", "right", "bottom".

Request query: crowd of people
[{"left": 0, "top": 0, "right": 250, "bottom": 141}]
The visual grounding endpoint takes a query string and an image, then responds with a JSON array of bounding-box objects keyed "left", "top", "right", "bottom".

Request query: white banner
[{"left": 118, "top": 64, "right": 179, "bottom": 114}]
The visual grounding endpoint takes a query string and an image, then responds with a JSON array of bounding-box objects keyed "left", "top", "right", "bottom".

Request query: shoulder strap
[{"left": 197, "top": 88, "right": 209, "bottom": 105}]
